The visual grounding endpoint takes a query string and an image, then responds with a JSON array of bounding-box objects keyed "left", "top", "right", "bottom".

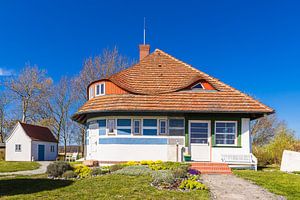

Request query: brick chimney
[{"left": 139, "top": 44, "right": 150, "bottom": 61}]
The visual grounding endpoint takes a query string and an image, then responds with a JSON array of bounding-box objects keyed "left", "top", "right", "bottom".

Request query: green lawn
[
  {"left": 0, "top": 174, "right": 210, "bottom": 200},
  {"left": 234, "top": 169, "right": 300, "bottom": 200},
  {"left": 0, "top": 161, "right": 40, "bottom": 173}
]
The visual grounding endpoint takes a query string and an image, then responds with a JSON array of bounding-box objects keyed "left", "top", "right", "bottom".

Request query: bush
[
  {"left": 149, "top": 162, "right": 189, "bottom": 171},
  {"left": 151, "top": 170, "right": 175, "bottom": 185},
  {"left": 47, "top": 161, "right": 72, "bottom": 177},
  {"left": 113, "top": 165, "right": 152, "bottom": 176},
  {"left": 179, "top": 179, "right": 207, "bottom": 190},
  {"left": 62, "top": 170, "right": 77, "bottom": 179},
  {"left": 172, "top": 165, "right": 188, "bottom": 179},
  {"left": 74, "top": 165, "right": 92, "bottom": 178},
  {"left": 125, "top": 161, "right": 139, "bottom": 166},
  {"left": 91, "top": 167, "right": 110, "bottom": 176},
  {"left": 109, "top": 164, "right": 126, "bottom": 172}
]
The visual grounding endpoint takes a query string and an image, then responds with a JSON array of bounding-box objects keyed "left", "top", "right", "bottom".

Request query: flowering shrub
[
  {"left": 188, "top": 168, "right": 200, "bottom": 175},
  {"left": 179, "top": 179, "right": 207, "bottom": 190},
  {"left": 74, "top": 165, "right": 92, "bottom": 178}
]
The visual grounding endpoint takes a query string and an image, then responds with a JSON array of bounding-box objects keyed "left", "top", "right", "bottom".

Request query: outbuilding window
[
  {"left": 50, "top": 145, "right": 55, "bottom": 152},
  {"left": 15, "top": 144, "right": 21, "bottom": 152},
  {"left": 215, "top": 121, "right": 237, "bottom": 145}
]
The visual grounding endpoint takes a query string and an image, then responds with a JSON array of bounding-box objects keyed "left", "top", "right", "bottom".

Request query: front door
[
  {"left": 38, "top": 145, "right": 45, "bottom": 161},
  {"left": 189, "top": 120, "right": 211, "bottom": 161}
]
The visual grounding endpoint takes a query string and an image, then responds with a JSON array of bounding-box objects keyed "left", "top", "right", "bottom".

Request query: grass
[
  {"left": 234, "top": 169, "right": 300, "bottom": 200},
  {"left": 0, "top": 161, "right": 40, "bottom": 173},
  {"left": 0, "top": 174, "right": 209, "bottom": 200}
]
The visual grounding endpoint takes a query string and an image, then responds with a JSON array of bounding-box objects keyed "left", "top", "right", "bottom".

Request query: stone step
[{"left": 190, "top": 162, "right": 232, "bottom": 174}]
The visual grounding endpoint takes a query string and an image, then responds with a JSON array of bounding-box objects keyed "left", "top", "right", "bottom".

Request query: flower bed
[{"left": 46, "top": 160, "right": 208, "bottom": 192}]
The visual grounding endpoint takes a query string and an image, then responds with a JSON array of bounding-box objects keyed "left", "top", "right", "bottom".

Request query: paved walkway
[
  {"left": 0, "top": 161, "right": 52, "bottom": 176},
  {"left": 202, "top": 174, "right": 286, "bottom": 200}
]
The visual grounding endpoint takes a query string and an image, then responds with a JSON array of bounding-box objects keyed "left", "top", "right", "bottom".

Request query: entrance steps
[{"left": 190, "top": 162, "right": 232, "bottom": 174}]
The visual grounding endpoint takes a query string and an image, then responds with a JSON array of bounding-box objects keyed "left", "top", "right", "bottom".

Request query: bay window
[
  {"left": 98, "top": 119, "right": 106, "bottom": 135},
  {"left": 117, "top": 119, "right": 131, "bottom": 135},
  {"left": 133, "top": 119, "right": 141, "bottom": 135},
  {"left": 143, "top": 119, "right": 157, "bottom": 136},
  {"left": 107, "top": 119, "right": 115, "bottom": 135},
  {"left": 159, "top": 119, "right": 167, "bottom": 135}
]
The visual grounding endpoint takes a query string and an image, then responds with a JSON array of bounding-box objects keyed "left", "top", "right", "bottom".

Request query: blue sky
[{"left": 0, "top": 0, "right": 299, "bottom": 136}]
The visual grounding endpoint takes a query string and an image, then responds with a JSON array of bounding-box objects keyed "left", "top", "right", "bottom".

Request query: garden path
[
  {"left": 201, "top": 174, "right": 286, "bottom": 200},
  {"left": 0, "top": 161, "right": 51, "bottom": 176}
]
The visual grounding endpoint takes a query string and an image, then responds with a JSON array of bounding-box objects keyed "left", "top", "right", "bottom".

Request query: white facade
[
  {"left": 85, "top": 116, "right": 252, "bottom": 163},
  {"left": 5, "top": 123, "right": 57, "bottom": 161}
]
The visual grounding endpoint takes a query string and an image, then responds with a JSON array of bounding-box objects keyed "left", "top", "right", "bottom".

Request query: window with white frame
[
  {"left": 98, "top": 119, "right": 106, "bottom": 135},
  {"left": 168, "top": 119, "right": 185, "bottom": 136},
  {"left": 117, "top": 119, "right": 131, "bottom": 135},
  {"left": 15, "top": 144, "right": 21, "bottom": 152},
  {"left": 89, "top": 86, "right": 94, "bottom": 99},
  {"left": 95, "top": 83, "right": 105, "bottom": 96},
  {"left": 107, "top": 119, "right": 115, "bottom": 134},
  {"left": 143, "top": 119, "right": 157, "bottom": 136},
  {"left": 215, "top": 121, "right": 237, "bottom": 145},
  {"left": 159, "top": 119, "right": 167, "bottom": 135},
  {"left": 133, "top": 119, "right": 141, "bottom": 135},
  {"left": 50, "top": 145, "right": 55, "bottom": 152}
]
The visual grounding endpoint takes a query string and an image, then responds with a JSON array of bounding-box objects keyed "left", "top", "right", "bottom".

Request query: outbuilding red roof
[
  {"left": 20, "top": 122, "right": 58, "bottom": 143},
  {"left": 73, "top": 48, "right": 274, "bottom": 123}
]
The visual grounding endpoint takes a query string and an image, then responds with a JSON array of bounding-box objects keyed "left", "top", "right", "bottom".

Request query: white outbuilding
[{"left": 5, "top": 122, "right": 58, "bottom": 161}]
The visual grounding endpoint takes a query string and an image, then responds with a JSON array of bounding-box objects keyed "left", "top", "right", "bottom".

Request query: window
[
  {"left": 143, "top": 119, "right": 157, "bottom": 136},
  {"left": 169, "top": 119, "right": 185, "bottom": 136},
  {"left": 50, "top": 145, "right": 55, "bottom": 152},
  {"left": 15, "top": 144, "right": 21, "bottom": 152},
  {"left": 190, "top": 122, "right": 209, "bottom": 144},
  {"left": 159, "top": 119, "right": 167, "bottom": 135},
  {"left": 95, "top": 83, "right": 105, "bottom": 96},
  {"left": 107, "top": 119, "right": 115, "bottom": 134},
  {"left": 191, "top": 83, "right": 203, "bottom": 90},
  {"left": 215, "top": 121, "right": 237, "bottom": 145},
  {"left": 98, "top": 119, "right": 106, "bottom": 135},
  {"left": 133, "top": 119, "right": 141, "bottom": 135},
  {"left": 89, "top": 87, "right": 94, "bottom": 99},
  {"left": 117, "top": 119, "right": 131, "bottom": 135},
  {"left": 85, "top": 130, "right": 89, "bottom": 145}
]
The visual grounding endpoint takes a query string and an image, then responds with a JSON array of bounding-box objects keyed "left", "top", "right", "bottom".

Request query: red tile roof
[
  {"left": 20, "top": 122, "right": 58, "bottom": 143},
  {"left": 73, "top": 49, "right": 274, "bottom": 123}
]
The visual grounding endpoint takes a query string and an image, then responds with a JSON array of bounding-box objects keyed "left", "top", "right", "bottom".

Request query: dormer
[{"left": 87, "top": 80, "right": 128, "bottom": 100}]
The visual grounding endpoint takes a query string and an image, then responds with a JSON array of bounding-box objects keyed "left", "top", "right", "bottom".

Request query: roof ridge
[{"left": 154, "top": 49, "right": 273, "bottom": 112}]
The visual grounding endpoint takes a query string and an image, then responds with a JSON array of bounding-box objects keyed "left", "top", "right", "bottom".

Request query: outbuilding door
[
  {"left": 189, "top": 120, "right": 211, "bottom": 161},
  {"left": 38, "top": 144, "right": 45, "bottom": 161}
]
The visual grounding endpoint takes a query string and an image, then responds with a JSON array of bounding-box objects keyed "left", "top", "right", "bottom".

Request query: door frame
[{"left": 189, "top": 120, "right": 212, "bottom": 161}]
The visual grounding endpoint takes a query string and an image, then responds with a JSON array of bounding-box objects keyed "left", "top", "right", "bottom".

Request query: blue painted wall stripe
[{"left": 99, "top": 137, "right": 168, "bottom": 145}]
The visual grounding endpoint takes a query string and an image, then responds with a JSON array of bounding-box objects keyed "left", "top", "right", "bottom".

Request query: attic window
[
  {"left": 191, "top": 83, "right": 204, "bottom": 90},
  {"left": 95, "top": 83, "right": 105, "bottom": 96}
]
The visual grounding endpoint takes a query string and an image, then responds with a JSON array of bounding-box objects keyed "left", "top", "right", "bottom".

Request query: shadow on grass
[{"left": 0, "top": 178, "right": 73, "bottom": 197}]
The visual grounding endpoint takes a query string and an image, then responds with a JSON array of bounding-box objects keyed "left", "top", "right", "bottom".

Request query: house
[
  {"left": 5, "top": 122, "right": 58, "bottom": 161},
  {"left": 72, "top": 44, "right": 273, "bottom": 166}
]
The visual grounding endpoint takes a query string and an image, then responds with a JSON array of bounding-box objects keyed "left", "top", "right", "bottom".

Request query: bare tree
[
  {"left": 0, "top": 91, "right": 9, "bottom": 143},
  {"left": 5, "top": 65, "right": 52, "bottom": 123},
  {"left": 46, "top": 77, "right": 74, "bottom": 159},
  {"left": 72, "top": 47, "right": 132, "bottom": 156},
  {"left": 251, "top": 114, "right": 284, "bottom": 146}
]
